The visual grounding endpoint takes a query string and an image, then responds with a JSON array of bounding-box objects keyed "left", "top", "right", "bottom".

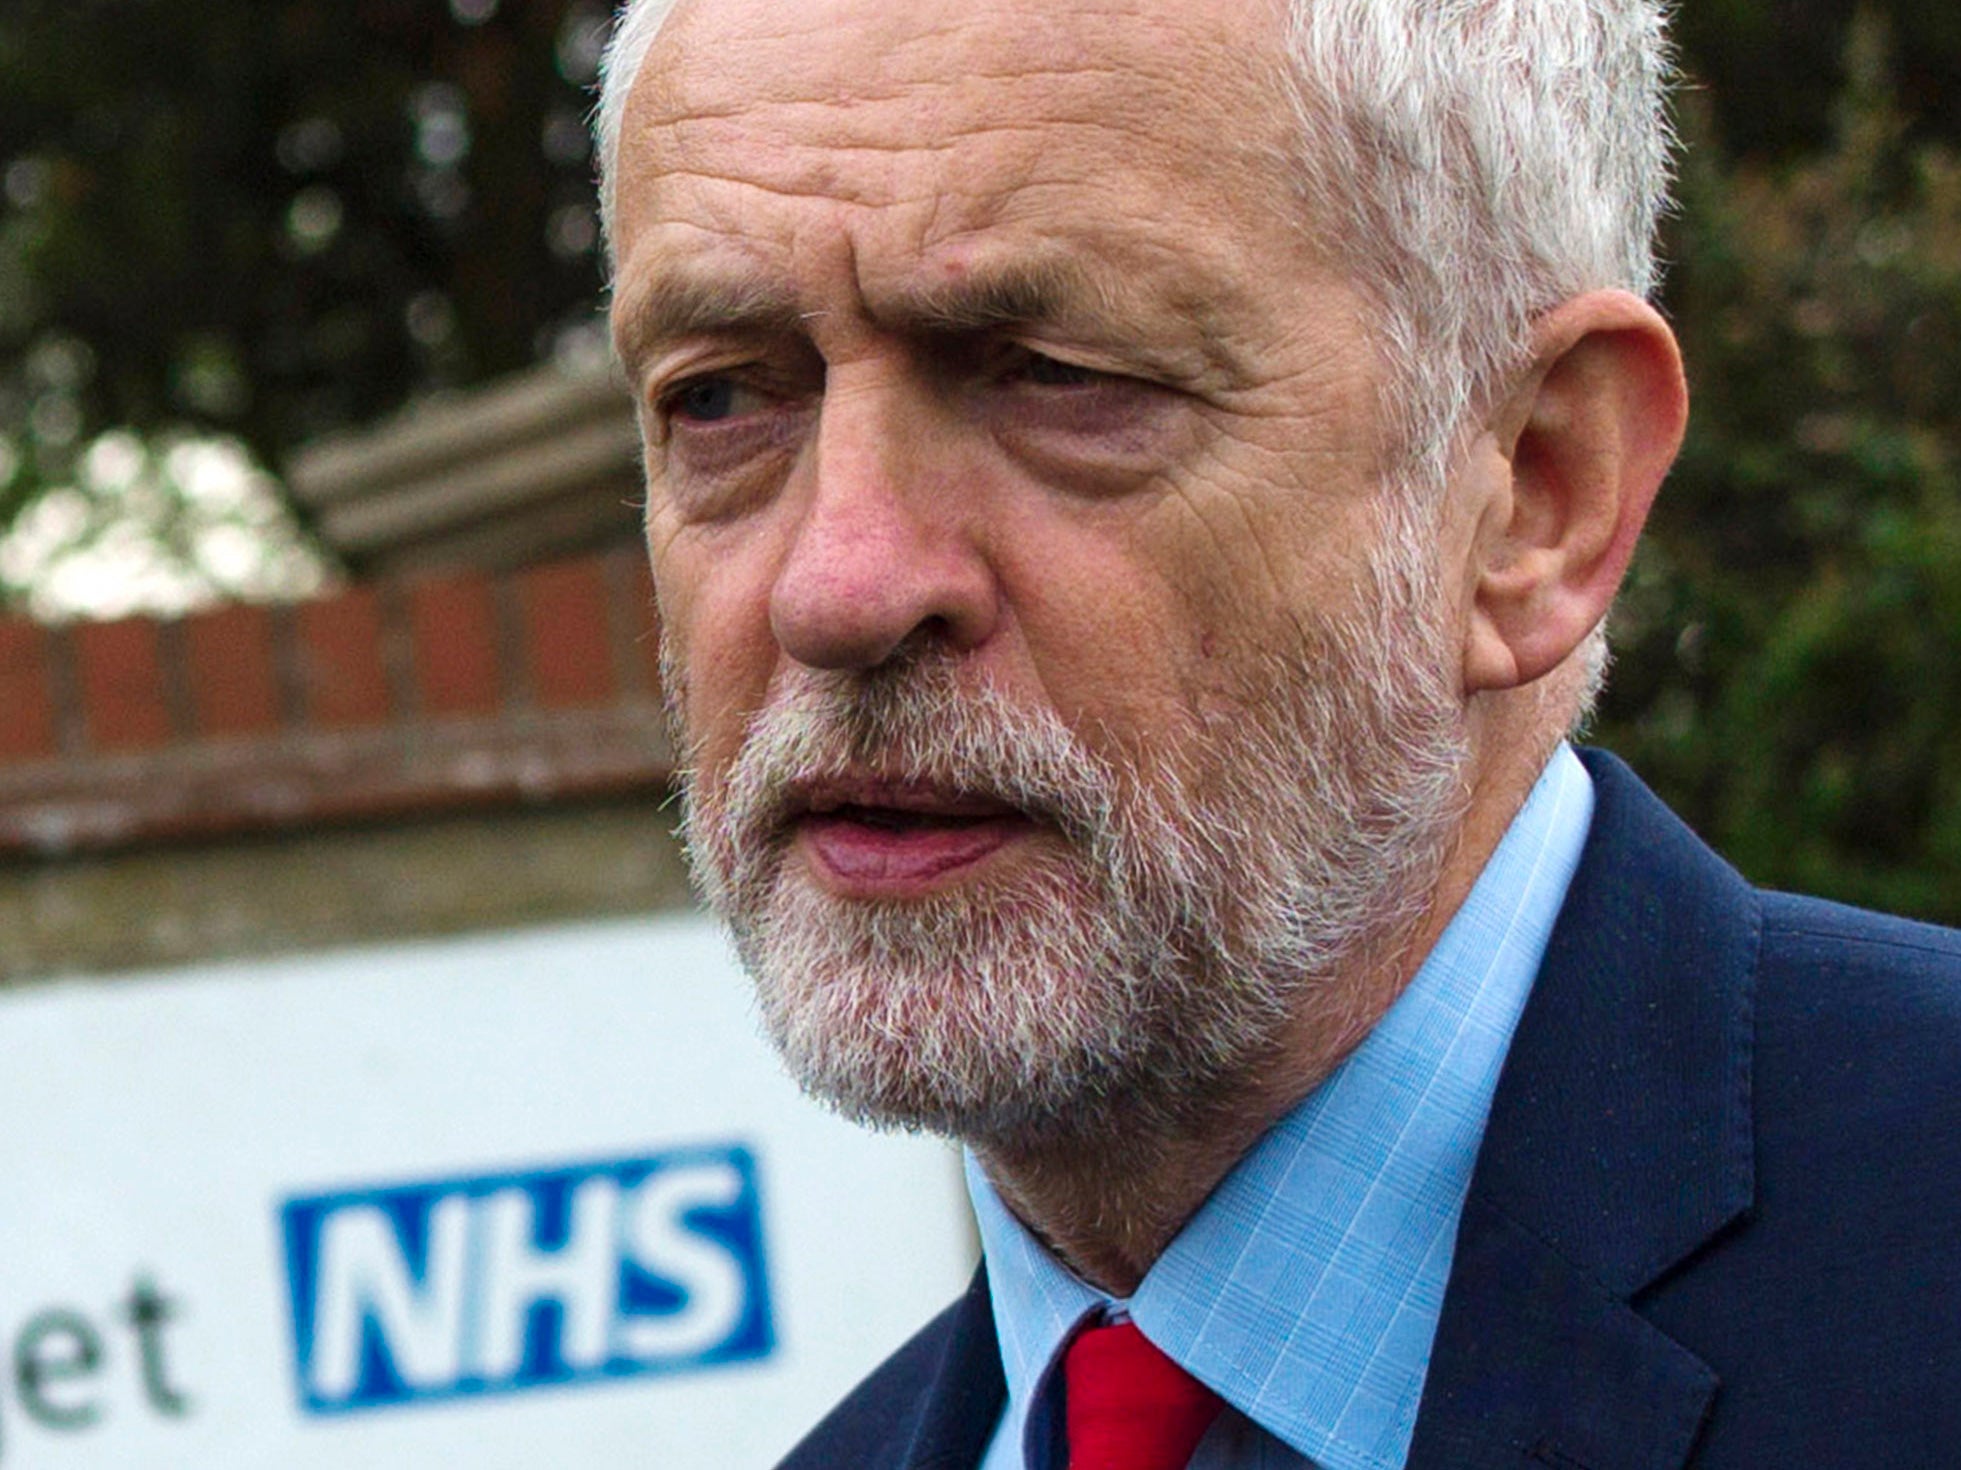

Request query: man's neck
[
  {"left": 968, "top": 715, "right": 1556, "bottom": 1295},
  {"left": 971, "top": 926, "right": 1437, "bottom": 1294}
]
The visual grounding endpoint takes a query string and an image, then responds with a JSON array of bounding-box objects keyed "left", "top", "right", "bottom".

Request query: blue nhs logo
[{"left": 280, "top": 1145, "right": 773, "bottom": 1414}]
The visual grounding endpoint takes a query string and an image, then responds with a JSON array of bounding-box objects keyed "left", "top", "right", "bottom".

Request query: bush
[{"left": 1596, "top": 11, "right": 1961, "bottom": 922}]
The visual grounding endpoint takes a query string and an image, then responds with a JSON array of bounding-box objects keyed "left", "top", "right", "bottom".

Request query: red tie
[{"left": 1063, "top": 1321, "right": 1225, "bottom": 1470}]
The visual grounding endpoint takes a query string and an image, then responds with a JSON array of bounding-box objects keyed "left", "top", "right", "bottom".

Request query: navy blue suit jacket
[{"left": 779, "top": 750, "right": 1961, "bottom": 1469}]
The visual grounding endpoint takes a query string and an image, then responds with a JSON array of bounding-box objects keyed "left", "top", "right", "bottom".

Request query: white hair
[
  {"left": 594, "top": 0, "right": 1671, "bottom": 712},
  {"left": 594, "top": 0, "right": 1672, "bottom": 473},
  {"left": 593, "top": 0, "right": 683, "bottom": 251},
  {"left": 674, "top": 488, "right": 1471, "bottom": 1147},
  {"left": 1277, "top": 0, "right": 1675, "bottom": 485}
]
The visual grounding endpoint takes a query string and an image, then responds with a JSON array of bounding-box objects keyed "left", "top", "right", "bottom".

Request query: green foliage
[
  {"left": 1675, "top": 0, "right": 1961, "bottom": 159},
  {"left": 0, "top": 0, "right": 610, "bottom": 598},
  {"left": 1595, "top": 11, "right": 1961, "bottom": 921}
]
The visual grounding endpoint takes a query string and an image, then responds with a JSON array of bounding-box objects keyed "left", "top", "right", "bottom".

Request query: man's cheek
[
  {"left": 681, "top": 663, "right": 780, "bottom": 801},
  {"left": 653, "top": 584, "right": 750, "bottom": 744}
]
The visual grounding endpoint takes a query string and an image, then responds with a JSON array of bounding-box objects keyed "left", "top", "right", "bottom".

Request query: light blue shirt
[{"left": 971, "top": 745, "right": 1595, "bottom": 1470}]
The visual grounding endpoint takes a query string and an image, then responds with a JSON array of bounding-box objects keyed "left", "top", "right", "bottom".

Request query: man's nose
[{"left": 768, "top": 378, "right": 1000, "bottom": 671}]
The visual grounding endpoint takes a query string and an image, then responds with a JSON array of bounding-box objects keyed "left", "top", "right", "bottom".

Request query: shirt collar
[{"left": 969, "top": 744, "right": 1595, "bottom": 1470}]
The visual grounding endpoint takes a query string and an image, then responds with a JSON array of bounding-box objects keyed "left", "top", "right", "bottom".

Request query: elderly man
[{"left": 596, "top": 0, "right": 1961, "bottom": 1465}]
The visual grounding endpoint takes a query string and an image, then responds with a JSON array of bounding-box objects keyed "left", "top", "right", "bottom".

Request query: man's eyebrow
[
  {"left": 896, "top": 258, "right": 1235, "bottom": 387},
  {"left": 619, "top": 257, "right": 1101, "bottom": 362},
  {"left": 878, "top": 259, "right": 1228, "bottom": 383},
  {"left": 872, "top": 258, "right": 1096, "bottom": 335},
  {"left": 614, "top": 270, "right": 807, "bottom": 371},
  {"left": 615, "top": 255, "right": 1219, "bottom": 379}
]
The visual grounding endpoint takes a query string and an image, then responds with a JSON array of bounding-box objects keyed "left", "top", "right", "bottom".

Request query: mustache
[{"left": 700, "top": 654, "right": 1124, "bottom": 852}]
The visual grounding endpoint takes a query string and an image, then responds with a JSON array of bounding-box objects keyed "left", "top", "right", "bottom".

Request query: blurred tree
[
  {"left": 1676, "top": 0, "right": 1961, "bottom": 160},
  {"left": 0, "top": 0, "right": 610, "bottom": 609},
  {"left": 1597, "top": 10, "right": 1961, "bottom": 921}
]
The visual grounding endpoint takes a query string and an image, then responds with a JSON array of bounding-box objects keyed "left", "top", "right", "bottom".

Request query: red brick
[
  {"left": 519, "top": 558, "right": 615, "bottom": 710},
  {"left": 297, "top": 588, "right": 392, "bottom": 729},
  {"left": 0, "top": 618, "right": 60, "bottom": 763},
  {"left": 74, "top": 618, "right": 174, "bottom": 752},
  {"left": 185, "top": 604, "right": 282, "bottom": 739},
  {"left": 407, "top": 572, "right": 502, "bottom": 718}
]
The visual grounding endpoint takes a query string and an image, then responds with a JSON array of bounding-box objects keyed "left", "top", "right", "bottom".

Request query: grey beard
[{"left": 670, "top": 549, "right": 1469, "bottom": 1151}]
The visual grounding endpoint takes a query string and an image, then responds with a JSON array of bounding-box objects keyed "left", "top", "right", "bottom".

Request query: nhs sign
[{"left": 280, "top": 1145, "right": 773, "bottom": 1414}]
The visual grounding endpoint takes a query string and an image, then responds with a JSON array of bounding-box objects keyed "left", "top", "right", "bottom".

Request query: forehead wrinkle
[
  {"left": 615, "top": 180, "right": 1273, "bottom": 388},
  {"left": 630, "top": 1, "right": 1293, "bottom": 207}
]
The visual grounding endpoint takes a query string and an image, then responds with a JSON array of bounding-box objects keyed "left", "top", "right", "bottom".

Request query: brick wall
[{"left": 0, "top": 547, "right": 673, "bottom": 857}]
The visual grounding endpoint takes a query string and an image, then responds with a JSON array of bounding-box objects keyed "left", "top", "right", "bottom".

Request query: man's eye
[
  {"left": 1004, "top": 348, "right": 1113, "bottom": 388},
  {"left": 1017, "top": 353, "right": 1105, "bottom": 388},
  {"left": 664, "top": 376, "right": 771, "bottom": 425}
]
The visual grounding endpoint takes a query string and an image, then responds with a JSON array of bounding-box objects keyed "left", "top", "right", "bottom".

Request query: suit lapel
[
  {"left": 900, "top": 1265, "right": 1007, "bottom": 1470},
  {"left": 892, "top": 753, "right": 1755, "bottom": 1470},
  {"left": 1408, "top": 751, "right": 1759, "bottom": 1470}
]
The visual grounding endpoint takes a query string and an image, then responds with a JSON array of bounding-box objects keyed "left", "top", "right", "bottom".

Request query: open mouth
[
  {"left": 817, "top": 803, "right": 1003, "bottom": 833},
  {"left": 789, "top": 784, "right": 1034, "bottom": 891}
]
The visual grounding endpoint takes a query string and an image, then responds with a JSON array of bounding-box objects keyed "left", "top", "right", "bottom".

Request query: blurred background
[
  {"left": 0, "top": 2, "right": 1953, "bottom": 921},
  {"left": 4, "top": 0, "right": 1960, "bottom": 922},
  {"left": 0, "top": 7, "right": 982, "bottom": 1466}
]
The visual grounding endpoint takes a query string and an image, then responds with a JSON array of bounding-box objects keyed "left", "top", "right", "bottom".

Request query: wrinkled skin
[
  {"left": 609, "top": 0, "right": 1450, "bottom": 794},
  {"left": 602, "top": 0, "right": 1665, "bottom": 1287}
]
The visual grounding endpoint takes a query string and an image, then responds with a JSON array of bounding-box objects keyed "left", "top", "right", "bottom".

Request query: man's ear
[{"left": 1462, "top": 290, "right": 1687, "bottom": 694}]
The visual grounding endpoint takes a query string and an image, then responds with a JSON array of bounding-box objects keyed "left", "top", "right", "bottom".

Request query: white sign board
[{"left": 0, "top": 916, "right": 977, "bottom": 1468}]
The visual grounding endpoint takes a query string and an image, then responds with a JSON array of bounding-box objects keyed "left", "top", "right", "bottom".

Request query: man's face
[{"left": 609, "top": 0, "right": 1473, "bottom": 1140}]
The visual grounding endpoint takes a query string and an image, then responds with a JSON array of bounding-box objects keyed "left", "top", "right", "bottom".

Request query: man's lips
[
  {"left": 785, "top": 781, "right": 1035, "bottom": 892},
  {"left": 795, "top": 778, "right": 1021, "bottom": 820}
]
